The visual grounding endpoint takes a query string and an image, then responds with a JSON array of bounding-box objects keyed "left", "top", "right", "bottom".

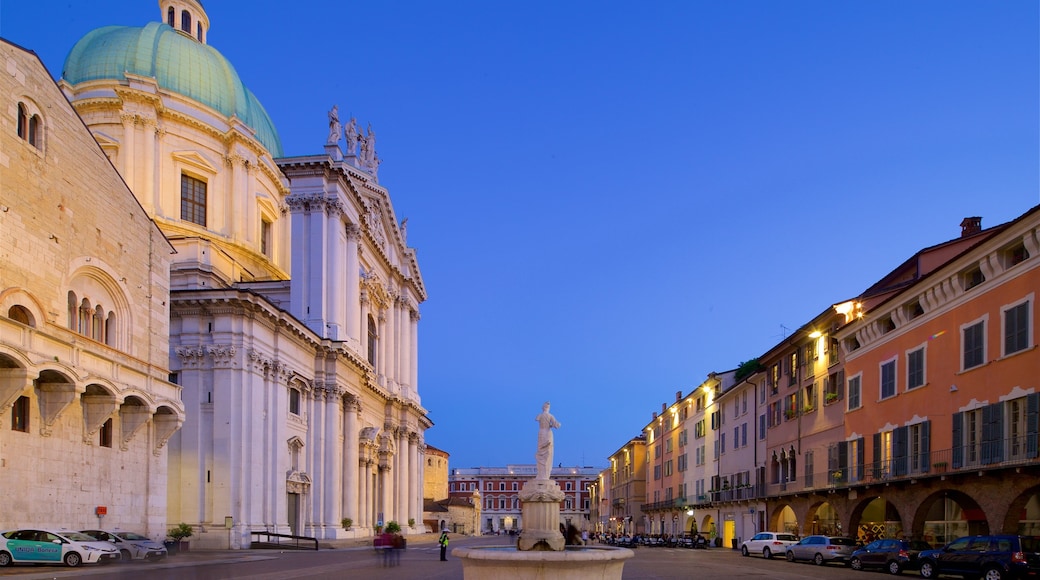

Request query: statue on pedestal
[
  {"left": 535, "top": 402, "right": 560, "bottom": 480},
  {"left": 344, "top": 116, "right": 359, "bottom": 155},
  {"left": 327, "top": 105, "right": 341, "bottom": 145}
]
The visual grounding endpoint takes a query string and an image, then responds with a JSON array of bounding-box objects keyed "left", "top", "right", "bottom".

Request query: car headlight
[{"left": 82, "top": 545, "right": 99, "bottom": 551}]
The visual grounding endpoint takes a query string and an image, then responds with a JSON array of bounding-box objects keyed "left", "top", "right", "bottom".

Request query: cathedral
[{"left": 1, "top": 0, "right": 429, "bottom": 548}]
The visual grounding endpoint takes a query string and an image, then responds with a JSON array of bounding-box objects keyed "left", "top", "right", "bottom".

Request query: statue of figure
[
  {"left": 359, "top": 131, "right": 371, "bottom": 165},
  {"left": 535, "top": 402, "right": 560, "bottom": 480},
  {"left": 364, "top": 124, "right": 377, "bottom": 165},
  {"left": 344, "top": 117, "right": 359, "bottom": 155},
  {"left": 327, "top": 105, "right": 341, "bottom": 145}
]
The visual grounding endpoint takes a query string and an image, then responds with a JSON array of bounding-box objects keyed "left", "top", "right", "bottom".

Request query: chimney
[
  {"left": 960, "top": 217, "right": 982, "bottom": 237},
  {"left": 652, "top": 412, "right": 658, "bottom": 420},
  {"left": 661, "top": 403, "right": 667, "bottom": 414},
  {"left": 676, "top": 390, "right": 682, "bottom": 402}
]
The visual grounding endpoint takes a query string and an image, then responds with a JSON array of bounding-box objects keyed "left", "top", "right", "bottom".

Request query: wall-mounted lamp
[{"left": 949, "top": 384, "right": 958, "bottom": 392}]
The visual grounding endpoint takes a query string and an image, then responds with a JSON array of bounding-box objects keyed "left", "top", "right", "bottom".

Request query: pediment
[{"left": 171, "top": 150, "right": 218, "bottom": 175}]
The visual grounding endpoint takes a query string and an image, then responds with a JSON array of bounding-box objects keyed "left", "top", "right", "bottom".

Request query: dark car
[
  {"left": 918, "top": 534, "right": 1040, "bottom": 580},
  {"left": 850, "top": 538, "right": 932, "bottom": 575}
]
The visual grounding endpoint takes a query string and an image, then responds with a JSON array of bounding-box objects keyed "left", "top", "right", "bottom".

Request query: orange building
[
  {"left": 607, "top": 435, "right": 647, "bottom": 535},
  {"left": 833, "top": 209, "right": 1040, "bottom": 544}
]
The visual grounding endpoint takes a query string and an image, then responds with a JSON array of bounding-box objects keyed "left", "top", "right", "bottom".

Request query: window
[
  {"left": 907, "top": 300, "right": 924, "bottom": 320},
  {"left": 664, "top": 460, "right": 673, "bottom": 476},
  {"left": 99, "top": 418, "right": 113, "bottom": 448},
  {"left": 847, "top": 374, "right": 862, "bottom": 410},
  {"left": 770, "top": 363, "right": 780, "bottom": 394},
  {"left": 167, "top": 6, "right": 175, "bottom": 26},
  {"left": 367, "top": 315, "right": 378, "bottom": 366},
  {"left": 880, "top": 359, "right": 896, "bottom": 399},
  {"left": 180, "top": 174, "right": 207, "bottom": 226},
  {"left": 1008, "top": 397, "right": 1028, "bottom": 460},
  {"left": 181, "top": 10, "right": 192, "bottom": 33},
  {"left": 499, "top": 482, "right": 505, "bottom": 491},
  {"left": 828, "top": 337, "right": 840, "bottom": 366},
  {"left": 1003, "top": 300, "right": 1031, "bottom": 356},
  {"left": 260, "top": 219, "right": 272, "bottom": 257},
  {"left": 1005, "top": 242, "right": 1029, "bottom": 268},
  {"left": 759, "top": 414, "right": 766, "bottom": 439},
  {"left": 880, "top": 316, "right": 895, "bottom": 334},
  {"left": 963, "top": 266, "right": 985, "bottom": 290},
  {"left": 289, "top": 388, "right": 301, "bottom": 415},
  {"left": 12, "top": 396, "right": 29, "bottom": 432},
  {"left": 733, "top": 426, "right": 739, "bottom": 449},
  {"left": 788, "top": 352, "right": 798, "bottom": 385},
  {"left": 16, "top": 103, "right": 41, "bottom": 149},
  {"left": 907, "top": 346, "right": 925, "bottom": 389},
  {"left": 742, "top": 422, "right": 748, "bottom": 447},
  {"left": 8, "top": 305, "right": 35, "bottom": 327},
  {"left": 962, "top": 319, "right": 986, "bottom": 370},
  {"left": 512, "top": 482, "right": 518, "bottom": 491}
]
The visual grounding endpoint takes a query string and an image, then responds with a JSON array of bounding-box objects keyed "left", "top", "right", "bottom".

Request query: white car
[
  {"left": 0, "top": 528, "right": 120, "bottom": 567},
  {"left": 80, "top": 529, "right": 168, "bottom": 561},
  {"left": 740, "top": 531, "right": 799, "bottom": 559}
]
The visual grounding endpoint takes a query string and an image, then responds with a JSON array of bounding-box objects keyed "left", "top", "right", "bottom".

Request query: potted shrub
[
  {"left": 168, "top": 523, "right": 193, "bottom": 554},
  {"left": 385, "top": 521, "right": 402, "bottom": 534},
  {"left": 341, "top": 517, "right": 353, "bottom": 531},
  {"left": 407, "top": 518, "right": 415, "bottom": 529}
]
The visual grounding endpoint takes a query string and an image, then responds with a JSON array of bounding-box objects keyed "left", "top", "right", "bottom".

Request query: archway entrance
[
  {"left": 776, "top": 505, "right": 798, "bottom": 535},
  {"left": 855, "top": 497, "right": 902, "bottom": 544},
  {"left": 808, "top": 502, "right": 840, "bottom": 536},
  {"left": 917, "top": 491, "right": 987, "bottom": 547}
]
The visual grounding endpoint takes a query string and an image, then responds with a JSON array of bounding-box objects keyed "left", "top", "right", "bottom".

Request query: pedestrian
[
  {"left": 439, "top": 530, "right": 449, "bottom": 561},
  {"left": 581, "top": 529, "right": 589, "bottom": 545}
]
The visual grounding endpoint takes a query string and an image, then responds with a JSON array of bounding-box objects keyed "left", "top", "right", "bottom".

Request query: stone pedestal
[{"left": 517, "top": 479, "right": 565, "bottom": 551}]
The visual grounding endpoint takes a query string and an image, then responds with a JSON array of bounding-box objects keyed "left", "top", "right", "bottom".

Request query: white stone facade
[
  {"left": 57, "top": 3, "right": 429, "bottom": 548},
  {"left": 0, "top": 40, "right": 184, "bottom": 537}
]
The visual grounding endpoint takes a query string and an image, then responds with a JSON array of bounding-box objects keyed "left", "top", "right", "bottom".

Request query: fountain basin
[{"left": 453, "top": 545, "right": 634, "bottom": 580}]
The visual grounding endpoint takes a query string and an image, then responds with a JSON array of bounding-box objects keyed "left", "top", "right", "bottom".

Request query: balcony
[{"left": 765, "top": 437, "right": 1039, "bottom": 498}]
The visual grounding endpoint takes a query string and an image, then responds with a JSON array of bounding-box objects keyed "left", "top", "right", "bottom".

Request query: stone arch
[
  {"left": 0, "top": 288, "right": 46, "bottom": 328},
  {"left": 769, "top": 502, "right": 799, "bottom": 535},
  {"left": 849, "top": 494, "right": 905, "bottom": 543},
  {"left": 910, "top": 488, "right": 988, "bottom": 545},
  {"left": 1002, "top": 484, "right": 1040, "bottom": 534},
  {"left": 805, "top": 499, "right": 843, "bottom": 536},
  {"left": 66, "top": 261, "right": 132, "bottom": 350}
]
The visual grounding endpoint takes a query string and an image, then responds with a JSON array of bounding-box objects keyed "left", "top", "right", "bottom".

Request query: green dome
[{"left": 63, "top": 22, "right": 283, "bottom": 157}]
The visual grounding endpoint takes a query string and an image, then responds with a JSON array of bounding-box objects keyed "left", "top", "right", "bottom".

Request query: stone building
[
  {"left": 56, "top": 0, "right": 429, "bottom": 548},
  {"left": 0, "top": 38, "right": 183, "bottom": 536}
]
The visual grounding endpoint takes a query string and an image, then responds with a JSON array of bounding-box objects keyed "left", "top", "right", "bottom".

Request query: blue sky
[{"left": 2, "top": 1, "right": 1037, "bottom": 470}]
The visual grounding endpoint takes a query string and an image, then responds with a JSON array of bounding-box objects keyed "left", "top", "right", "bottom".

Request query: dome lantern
[{"left": 160, "top": 0, "right": 209, "bottom": 44}]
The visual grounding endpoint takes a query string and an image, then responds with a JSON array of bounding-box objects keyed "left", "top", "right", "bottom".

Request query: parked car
[
  {"left": 741, "top": 532, "right": 799, "bottom": 559},
  {"left": 850, "top": 538, "right": 932, "bottom": 574},
  {"left": 785, "top": 535, "right": 858, "bottom": 566},
  {"left": 0, "top": 529, "right": 120, "bottom": 567},
  {"left": 80, "top": 530, "right": 167, "bottom": 562},
  {"left": 918, "top": 534, "right": 1040, "bottom": 580}
]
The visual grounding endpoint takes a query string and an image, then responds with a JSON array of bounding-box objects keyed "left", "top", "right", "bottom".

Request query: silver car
[
  {"left": 79, "top": 530, "right": 167, "bottom": 562},
  {"left": 785, "top": 535, "right": 858, "bottom": 566}
]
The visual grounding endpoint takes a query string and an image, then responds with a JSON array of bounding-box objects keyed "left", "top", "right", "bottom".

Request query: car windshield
[
  {"left": 61, "top": 532, "right": 98, "bottom": 542},
  {"left": 776, "top": 534, "right": 796, "bottom": 541},
  {"left": 119, "top": 532, "right": 150, "bottom": 540},
  {"left": 829, "top": 537, "right": 857, "bottom": 546}
]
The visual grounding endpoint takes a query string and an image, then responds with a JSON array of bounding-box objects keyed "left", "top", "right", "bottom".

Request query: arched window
[
  {"left": 79, "top": 298, "right": 91, "bottom": 335},
  {"left": 167, "top": 6, "right": 175, "bottom": 26},
  {"left": 105, "top": 311, "right": 116, "bottom": 346},
  {"left": 92, "top": 305, "right": 104, "bottom": 341},
  {"left": 67, "top": 291, "right": 77, "bottom": 330},
  {"left": 17, "top": 103, "right": 27, "bottom": 139},
  {"left": 197, "top": 22, "right": 203, "bottom": 41},
  {"left": 367, "top": 315, "right": 378, "bottom": 367},
  {"left": 7, "top": 305, "right": 35, "bottom": 327},
  {"left": 181, "top": 10, "right": 191, "bottom": 33},
  {"left": 28, "top": 114, "right": 39, "bottom": 148}
]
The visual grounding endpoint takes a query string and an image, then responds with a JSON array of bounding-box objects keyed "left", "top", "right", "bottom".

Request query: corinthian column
[
  {"left": 398, "top": 429, "right": 410, "bottom": 526},
  {"left": 120, "top": 113, "right": 136, "bottom": 192}
]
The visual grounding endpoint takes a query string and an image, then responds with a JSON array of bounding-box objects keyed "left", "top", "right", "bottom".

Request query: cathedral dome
[{"left": 62, "top": 18, "right": 283, "bottom": 157}]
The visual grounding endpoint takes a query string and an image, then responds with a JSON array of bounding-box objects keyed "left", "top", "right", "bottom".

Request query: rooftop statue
[{"left": 535, "top": 402, "right": 560, "bottom": 480}]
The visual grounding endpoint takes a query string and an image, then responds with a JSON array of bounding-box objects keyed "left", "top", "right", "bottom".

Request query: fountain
[{"left": 453, "top": 402, "right": 634, "bottom": 579}]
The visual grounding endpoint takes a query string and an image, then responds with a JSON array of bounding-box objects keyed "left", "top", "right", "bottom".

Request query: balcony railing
[{"left": 765, "top": 437, "right": 1039, "bottom": 498}]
